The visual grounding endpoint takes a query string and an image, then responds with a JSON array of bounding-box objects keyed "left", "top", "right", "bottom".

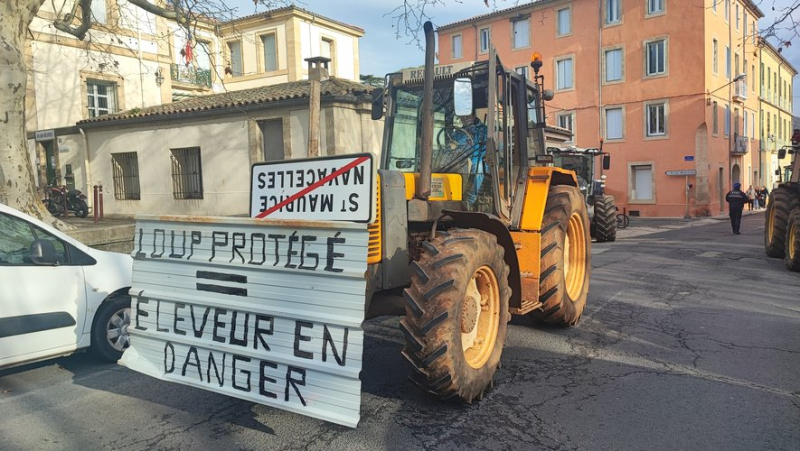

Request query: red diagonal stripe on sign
[{"left": 256, "top": 155, "right": 371, "bottom": 219}]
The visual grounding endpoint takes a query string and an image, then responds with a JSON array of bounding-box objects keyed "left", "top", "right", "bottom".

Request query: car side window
[{"left": 0, "top": 213, "right": 67, "bottom": 265}]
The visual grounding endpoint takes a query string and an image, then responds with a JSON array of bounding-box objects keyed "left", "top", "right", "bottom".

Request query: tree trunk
[{"left": 0, "top": 0, "right": 69, "bottom": 227}]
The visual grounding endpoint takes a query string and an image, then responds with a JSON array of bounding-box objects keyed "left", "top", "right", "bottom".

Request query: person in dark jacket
[{"left": 725, "top": 182, "right": 750, "bottom": 234}]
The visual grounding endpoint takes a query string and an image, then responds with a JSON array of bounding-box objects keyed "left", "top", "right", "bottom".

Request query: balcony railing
[
  {"left": 170, "top": 64, "right": 212, "bottom": 88},
  {"left": 733, "top": 80, "right": 747, "bottom": 102},
  {"left": 731, "top": 134, "right": 748, "bottom": 154}
]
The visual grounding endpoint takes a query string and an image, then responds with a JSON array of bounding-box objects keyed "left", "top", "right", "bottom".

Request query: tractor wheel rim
[
  {"left": 790, "top": 222, "right": 797, "bottom": 260},
  {"left": 565, "top": 212, "right": 587, "bottom": 300},
  {"left": 462, "top": 266, "right": 500, "bottom": 369},
  {"left": 767, "top": 208, "right": 775, "bottom": 242}
]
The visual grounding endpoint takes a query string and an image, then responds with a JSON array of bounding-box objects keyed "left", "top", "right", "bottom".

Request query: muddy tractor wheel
[
  {"left": 785, "top": 209, "right": 800, "bottom": 272},
  {"left": 593, "top": 195, "right": 617, "bottom": 243},
  {"left": 400, "top": 228, "right": 511, "bottom": 402},
  {"left": 529, "top": 185, "right": 591, "bottom": 326},
  {"left": 765, "top": 188, "right": 799, "bottom": 258}
]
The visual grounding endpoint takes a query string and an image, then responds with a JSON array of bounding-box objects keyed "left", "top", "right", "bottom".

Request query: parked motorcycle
[{"left": 43, "top": 185, "right": 90, "bottom": 218}]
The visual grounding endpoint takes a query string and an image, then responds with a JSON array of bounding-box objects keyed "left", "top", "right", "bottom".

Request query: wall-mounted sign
[
  {"left": 250, "top": 154, "right": 375, "bottom": 223},
  {"left": 665, "top": 170, "right": 697, "bottom": 176},
  {"left": 121, "top": 216, "right": 369, "bottom": 427},
  {"left": 35, "top": 130, "right": 55, "bottom": 141},
  {"left": 684, "top": 156, "right": 695, "bottom": 162}
]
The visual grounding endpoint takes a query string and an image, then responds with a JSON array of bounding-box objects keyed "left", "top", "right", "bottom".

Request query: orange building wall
[{"left": 438, "top": 0, "right": 767, "bottom": 218}]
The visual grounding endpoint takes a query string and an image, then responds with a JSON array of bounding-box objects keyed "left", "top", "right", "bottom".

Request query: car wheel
[{"left": 91, "top": 294, "right": 132, "bottom": 362}]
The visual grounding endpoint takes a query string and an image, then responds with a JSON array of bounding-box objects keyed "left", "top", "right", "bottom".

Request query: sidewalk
[
  {"left": 60, "top": 214, "right": 136, "bottom": 253},
  {"left": 615, "top": 209, "right": 764, "bottom": 239}
]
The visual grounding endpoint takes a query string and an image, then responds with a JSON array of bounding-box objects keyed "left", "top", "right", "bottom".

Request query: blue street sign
[{"left": 684, "top": 156, "right": 695, "bottom": 162}]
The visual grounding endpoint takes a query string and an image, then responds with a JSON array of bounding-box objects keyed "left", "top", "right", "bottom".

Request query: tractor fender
[{"left": 441, "top": 210, "right": 522, "bottom": 312}]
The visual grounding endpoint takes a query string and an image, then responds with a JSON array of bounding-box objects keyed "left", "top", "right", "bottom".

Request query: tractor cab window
[{"left": 385, "top": 82, "right": 496, "bottom": 212}]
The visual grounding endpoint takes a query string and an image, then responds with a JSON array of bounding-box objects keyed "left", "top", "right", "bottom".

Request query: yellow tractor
[
  {"left": 765, "top": 129, "right": 800, "bottom": 271},
  {"left": 367, "top": 23, "right": 590, "bottom": 401}
]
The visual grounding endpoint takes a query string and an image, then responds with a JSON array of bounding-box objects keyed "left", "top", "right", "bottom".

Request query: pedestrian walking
[
  {"left": 760, "top": 185, "right": 769, "bottom": 209},
  {"left": 725, "top": 182, "right": 750, "bottom": 234},
  {"left": 746, "top": 185, "right": 756, "bottom": 210}
]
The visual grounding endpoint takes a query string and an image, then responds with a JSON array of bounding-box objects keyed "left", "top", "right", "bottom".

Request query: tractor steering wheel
[{"left": 437, "top": 126, "right": 473, "bottom": 152}]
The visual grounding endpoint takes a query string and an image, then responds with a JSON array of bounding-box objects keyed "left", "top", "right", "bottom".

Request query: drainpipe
[
  {"left": 79, "top": 128, "right": 91, "bottom": 206},
  {"left": 597, "top": 0, "right": 603, "bottom": 143},
  {"left": 472, "top": 23, "right": 478, "bottom": 62}
]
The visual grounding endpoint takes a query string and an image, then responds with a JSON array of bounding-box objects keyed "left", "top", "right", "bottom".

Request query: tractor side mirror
[
  {"left": 371, "top": 88, "right": 384, "bottom": 120},
  {"left": 777, "top": 147, "right": 787, "bottom": 160},
  {"left": 602, "top": 154, "right": 611, "bottom": 170},
  {"left": 775, "top": 169, "right": 781, "bottom": 176},
  {"left": 453, "top": 78, "right": 473, "bottom": 117}
]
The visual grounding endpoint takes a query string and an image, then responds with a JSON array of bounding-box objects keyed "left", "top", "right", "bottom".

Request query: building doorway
[
  {"left": 42, "top": 140, "right": 58, "bottom": 186},
  {"left": 718, "top": 167, "right": 724, "bottom": 213},
  {"left": 731, "top": 164, "right": 741, "bottom": 185}
]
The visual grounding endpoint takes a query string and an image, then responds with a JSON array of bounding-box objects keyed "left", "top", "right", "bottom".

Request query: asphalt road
[{"left": 2, "top": 213, "right": 799, "bottom": 450}]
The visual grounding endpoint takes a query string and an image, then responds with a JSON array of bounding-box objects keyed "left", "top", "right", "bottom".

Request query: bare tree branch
[{"left": 52, "top": 0, "right": 92, "bottom": 40}]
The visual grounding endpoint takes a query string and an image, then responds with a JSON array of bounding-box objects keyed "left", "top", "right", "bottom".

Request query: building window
[
  {"left": 725, "top": 46, "right": 731, "bottom": 79},
  {"left": 751, "top": 64, "right": 755, "bottom": 91},
  {"left": 751, "top": 112, "right": 755, "bottom": 139},
  {"left": 606, "top": 0, "right": 621, "bottom": 24},
  {"left": 605, "top": 48, "right": 623, "bottom": 82},
  {"left": 712, "top": 101, "right": 718, "bottom": 135},
  {"left": 111, "top": 152, "right": 141, "bottom": 200},
  {"left": 752, "top": 23, "right": 757, "bottom": 44},
  {"left": 512, "top": 18, "right": 530, "bottom": 49},
  {"left": 261, "top": 34, "right": 278, "bottom": 72},
  {"left": 479, "top": 27, "right": 490, "bottom": 53},
  {"left": 321, "top": 37, "right": 334, "bottom": 75},
  {"left": 604, "top": 106, "right": 624, "bottom": 140},
  {"left": 452, "top": 34, "right": 463, "bottom": 59},
  {"left": 259, "top": 120, "right": 284, "bottom": 161},
  {"left": 712, "top": 39, "right": 718, "bottom": 74},
  {"left": 743, "top": 111, "right": 748, "bottom": 138},
  {"left": 735, "top": 4, "right": 739, "bottom": 29},
  {"left": 631, "top": 164, "right": 654, "bottom": 201},
  {"left": 227, "top": 41, "right": 243, "bottom": 76},
  {"left": 647, "top": 0, "right": 664, "bottom": 15},
  {"left": 92, "top": 0, "right": 107, "bottom": 23},
  {"left": 515, "top": 66, "right": 529, "bottom": 80},
  {"left": 556, "top": 57, "right": 574, "bottom": 90},
  {"left": 170, "top": 148, "right": 203, "bottom": 200},
  {"left": 712, "top": 0, "right": 717, "bottom": 13},
  {"left": 557, "top": 7, "right": 571, "bottom": 36},
  {"left": 724, "top": 104, "right": 730, "bottom": 136},
  {"left": 724, "top": 0, "right": 729, "bottom": 21},
  {"left": 87, "top": 80, "right": 117, "bottom": 117},
  {"left": 557, "top": 112, "right": 575, "bottom": 143},
  {"left": 645, "top": 101, "right": 667, "bottom": 137},
  {"left": 744, "top": 14, "right": 748, "bottom": 40},
  {"left": 734, "top": 53, "right": 740, "bottom": 78},
  {"left": 645, "top": 39, "right": 666, "bottom": 76}
]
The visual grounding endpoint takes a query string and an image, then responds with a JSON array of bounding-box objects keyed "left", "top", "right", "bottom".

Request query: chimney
[{"left": 305, "top": 57, "right": 330, "bottom": 158}]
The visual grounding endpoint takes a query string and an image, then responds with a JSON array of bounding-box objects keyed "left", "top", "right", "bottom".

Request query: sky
[{"left": 227, "top": 0, "right": 799, "bottom": 115}]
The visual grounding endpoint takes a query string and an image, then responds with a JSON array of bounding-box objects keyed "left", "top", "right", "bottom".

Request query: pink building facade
[{"left": 438, "top": 0, "right": 775, "bottom": 217}]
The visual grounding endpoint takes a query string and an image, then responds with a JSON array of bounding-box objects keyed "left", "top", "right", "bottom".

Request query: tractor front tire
[
  {"left": 593, "top": 194, "right": 617, "bottom": 242},
  {"left": 765, "top": 188, "right": 798, "bottom": 258},
  {"left": 401, "top": 228, "right": 511, "bottom": 402},
  {"left": 784, "top": 208, "right": 800, "bottom": 272},
  {"left": 529, "top": 185, "right": 591, "bottom": 326}
]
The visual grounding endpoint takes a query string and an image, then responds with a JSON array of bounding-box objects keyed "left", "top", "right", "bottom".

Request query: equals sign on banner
[{"left": 196, "top": 271, "right": 248, "bottom": 297}]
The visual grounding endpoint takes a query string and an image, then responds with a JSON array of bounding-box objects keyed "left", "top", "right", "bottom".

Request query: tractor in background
[
  {"left": 765, "top": 129, "right": 800, "bottom": 271},
  {"left": 548, "top": 145, "right": 617, "bottom": 242}
]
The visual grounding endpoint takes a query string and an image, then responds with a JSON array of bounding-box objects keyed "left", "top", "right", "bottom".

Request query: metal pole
[{"left": 684, "top": 175, "right": 690, "bottom": 219}]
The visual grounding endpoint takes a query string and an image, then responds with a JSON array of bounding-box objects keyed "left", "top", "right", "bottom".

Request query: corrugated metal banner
[{"left": 120, "top": 215, "right": 369, "bottom": 427}]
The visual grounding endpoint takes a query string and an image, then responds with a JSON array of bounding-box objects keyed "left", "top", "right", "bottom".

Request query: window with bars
[
  {"left": 87, "top": 80, "right": 117, "bottom": 117},
  {"left": 111, "top": 152, "right": 141, "bottom": 200},
  {"left": 170, "top": 148, "right": 203, "bottom": 199}
]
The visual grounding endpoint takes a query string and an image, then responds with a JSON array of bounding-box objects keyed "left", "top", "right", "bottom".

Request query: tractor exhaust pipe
[{"left": 416, "top": 21, "right": 435, "bottom": 200}]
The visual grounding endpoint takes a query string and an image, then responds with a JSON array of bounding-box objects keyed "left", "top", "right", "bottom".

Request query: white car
[{"left": 0, "top": 203, "right": 132, "bottom": 369}]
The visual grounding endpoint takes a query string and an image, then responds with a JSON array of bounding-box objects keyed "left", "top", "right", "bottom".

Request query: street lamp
[
  {"left": 155, "top": 67, "right": 164, "bottom": 86},
  {"left": 706, "top": 73, "right": 746, "bottom": 104}
]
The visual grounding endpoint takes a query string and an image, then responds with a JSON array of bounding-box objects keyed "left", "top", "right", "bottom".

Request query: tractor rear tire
[
  {"left": 593, "top": 195, "right": 617, "bottom": 242},
  {"left": 529, "top": 185, "right": 591, "bottom": 326},
  {"left": 784, "top": 208, "right": 800, "bottom": 272},
  {"left": 765, "top": 188, "right": 799, "bottom": 258},
  {"left": 401, "top": 228, "right": 511, "bottom": 403}
]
